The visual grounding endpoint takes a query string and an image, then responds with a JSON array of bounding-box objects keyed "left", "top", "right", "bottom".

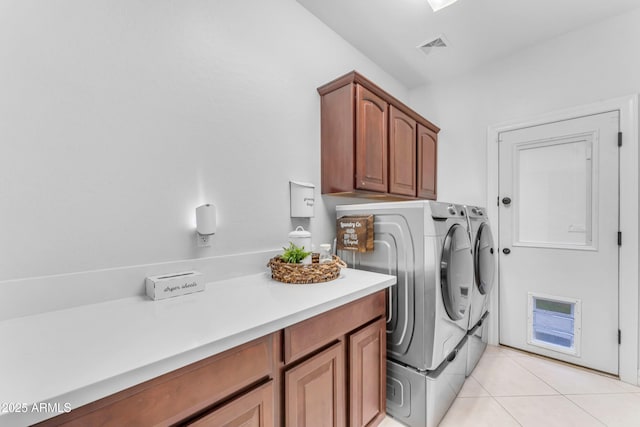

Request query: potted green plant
[{"left": 281, "top": 242, "right": 312, "bottom": 264}]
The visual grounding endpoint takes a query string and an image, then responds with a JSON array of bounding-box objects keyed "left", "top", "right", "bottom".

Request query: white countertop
[{"left": 0, "top": 268, "right": 395, "bottom": 426}]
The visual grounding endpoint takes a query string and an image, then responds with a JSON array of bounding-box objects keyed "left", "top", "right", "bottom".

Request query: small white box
[{"left": 145, "top": 271, "right": 204, "bottom": 300}]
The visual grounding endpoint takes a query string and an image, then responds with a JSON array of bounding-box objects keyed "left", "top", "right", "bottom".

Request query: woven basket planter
[{"left": 267, "top": 253, "right": 347, "bottom": 284}]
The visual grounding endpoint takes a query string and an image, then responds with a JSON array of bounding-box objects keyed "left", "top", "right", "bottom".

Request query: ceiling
[{"left": 297, "top": 0, "right": 640, "bottom": 88}]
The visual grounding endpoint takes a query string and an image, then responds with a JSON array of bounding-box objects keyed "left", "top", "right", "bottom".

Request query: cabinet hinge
[
  {"left": 619, "top": 329, "right": 622, "bottom": 345},
  {"left": 618, "top": 132, "right": 622, "bottom": 147},
  {"left": 618, "top": 231, "right": 622, "bottom": 246}
]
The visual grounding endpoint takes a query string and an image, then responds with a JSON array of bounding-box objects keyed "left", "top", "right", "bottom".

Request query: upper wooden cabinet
[
  {"left": 356, "top": 85, "right": 388, "bottom": 193},
  {"left": 318, "top": 71, "right": 439, "bottom": 200},
  {"left": 417, "top": 124, "right": 438, "bottom": 199},
  {"left": 389, "top": 106, "right": 417, "bottom": 197}
]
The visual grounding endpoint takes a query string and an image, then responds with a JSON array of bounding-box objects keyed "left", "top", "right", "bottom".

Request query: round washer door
[
  {"left": 440, "top": 223, "right": 473, "bottom": 321},
  {"left": 474, "top": 222, "right": 495, "bottom": 295}
]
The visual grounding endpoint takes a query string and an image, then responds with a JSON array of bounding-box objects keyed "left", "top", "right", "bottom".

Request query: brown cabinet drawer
[
  {"left": 187, "top": 380, "right": 274, "bottom": 427},
  {"left": 37, "top": 334, "right": 275, "bottom": 427},
  {"left": 283, "top": 290, "right": 385, "bottom": 364}
]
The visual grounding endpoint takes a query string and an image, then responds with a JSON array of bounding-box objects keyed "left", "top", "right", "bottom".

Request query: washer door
[
  {"left": 474, "top": 222, "right": 495, "bottom": 295},
  {"left": 440, "top": 223, "right": 473, "bottom": 320}
]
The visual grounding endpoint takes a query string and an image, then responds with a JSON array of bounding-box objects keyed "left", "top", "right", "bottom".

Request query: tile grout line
[
  {"left": 468, "top": 351, "right": 524, "bottom": 426},
  {"left": 487, "top": 395, "right": 525, "bottom": 427},
  {"left": 463, "top": 347, "right": 640, "bottom": 426},
  {"left": 505, "top": 351, "right": 565, "bottom": 395},
  {"left": 468, "top": 373, "right": 492, "bottom": 397},
  {"left": 475, "top": 351, "right": 562, "bottom": 396},
  {"left": 506, "top": 349, "right": 640, "bottom": 393},
  {"left": 483, "top": 348, "right": 556, "bottom": 426},
  {"left": 558, "top": 394, "right": 607, "bottom": 426},
  {"left": 502, "top": 349, "right": 610, "bottom": 426}
]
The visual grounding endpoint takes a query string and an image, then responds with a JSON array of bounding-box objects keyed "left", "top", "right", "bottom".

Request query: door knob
[
  {"left": 502, "top": 197, "right": 512, "bottom": 206},
  {"left": 502, "top": 248, "right": 511, "bottom": 255}
]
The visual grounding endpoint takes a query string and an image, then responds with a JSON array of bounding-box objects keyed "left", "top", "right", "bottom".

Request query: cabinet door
[
  {"left": 187, "top": 381, "right": 274, "bottom": 427},
  {"left": 389, "top": 106, "right": 417, "bottom": 196},
  {"left": 417, "top": 124, "right": 437, "bottom": 199},
  {"left": 355, "top": 85, "right": 388, "bottom": 193},
  {"left": 349, "top": 319, "right": 386, "bottom": 427},
  {"left": 285, "top": 342, "right": 345, "bottom": 427}
]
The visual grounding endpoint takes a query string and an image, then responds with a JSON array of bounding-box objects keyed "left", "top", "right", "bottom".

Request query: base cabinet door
[
  {"left": 285, "top": 342, "right": 346, "bottom": 427},
  {"left": 187, "top": 381, "right": 274, "bottom": 427},
  {"left": 349, "top": 319, "right": 386, "bottom": 427}
]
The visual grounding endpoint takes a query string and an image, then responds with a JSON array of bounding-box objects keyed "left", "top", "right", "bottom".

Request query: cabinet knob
[
  {"left": 502, "top": 248, "right": 511, "bottom": 255},
  {"left": 502, "top": 197, "right": 512, "bottom": 206}
]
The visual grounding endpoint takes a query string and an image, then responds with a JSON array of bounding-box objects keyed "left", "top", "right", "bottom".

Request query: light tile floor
[{"left": 380, "top": 344, "right": 640, "bottom": 427}]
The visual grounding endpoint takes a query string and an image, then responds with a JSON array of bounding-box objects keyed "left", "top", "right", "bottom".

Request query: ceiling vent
[{"left": 418, "top": 34, "right": 450, "bottom": 55}]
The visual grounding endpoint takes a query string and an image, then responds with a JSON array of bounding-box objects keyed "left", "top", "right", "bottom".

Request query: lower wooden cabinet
[
  {"left": 283, "top": 291, "right": 386, "bottom": 427},
  {"left": 349, "top": 318, "right": 386, "bottom": 427},
  {"left": 285, "top": 342, "right": 346, "bottom": 427},
  {"left": 36, "top": 291, "right": 387, "bottom": 427},
  {"left": 187, "top": 381, "right": 274, "bottom": 427},
  {"left": 36, "top": 334, "right": 276, "bottom": 427}
]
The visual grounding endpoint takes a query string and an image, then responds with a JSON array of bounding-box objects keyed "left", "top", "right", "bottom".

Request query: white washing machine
[
  {"left": 464, "top": 205, "right": 496, "bottom": 376},
  {"left": 337, "top": 201, "right": 473, "bottom": 427}
]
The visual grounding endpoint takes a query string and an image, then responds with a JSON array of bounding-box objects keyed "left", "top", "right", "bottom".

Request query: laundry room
[{"left": 1, "top": 0, "right": 640, "bottom": 426}]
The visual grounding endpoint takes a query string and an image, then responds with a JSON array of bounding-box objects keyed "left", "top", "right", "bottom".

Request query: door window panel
[{"left": 513, "top": 134, "right": 597, "bottom": 250}]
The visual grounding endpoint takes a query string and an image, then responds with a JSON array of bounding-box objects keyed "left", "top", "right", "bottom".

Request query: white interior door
[{"left": 498, "top": 111, "right": 619, "bottom": 374}]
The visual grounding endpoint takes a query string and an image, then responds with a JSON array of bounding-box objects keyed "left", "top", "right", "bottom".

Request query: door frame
[{"left": 486, "top": 95, "right": 639, "bottom": 385}]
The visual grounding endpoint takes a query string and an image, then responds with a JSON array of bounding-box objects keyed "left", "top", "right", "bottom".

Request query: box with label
[{"left": 145, "top": 271, "right": 204, "bottom": 300}]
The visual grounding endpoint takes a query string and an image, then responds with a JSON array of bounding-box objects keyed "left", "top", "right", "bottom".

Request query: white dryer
[
  {"left": 464, "top": 205, "right": 496, "bottom": 376},
  {"left": 337, "top": 200, "right": 473, "bottom": 427}
]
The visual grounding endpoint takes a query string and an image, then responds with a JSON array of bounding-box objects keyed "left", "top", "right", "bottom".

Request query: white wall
[
  {"left": 408, "top": 8, "right": 640, "bottom": 381},
  {"left": 0, "top": 0, "right": 409, "bottom": 281},
  {"left": 409, "top": 7, "right": 640, "bottom": 206}
]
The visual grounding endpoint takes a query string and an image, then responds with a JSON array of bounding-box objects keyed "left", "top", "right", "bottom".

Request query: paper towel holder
[
  {"left": 290, "top": 181, "right": 315, "bottom": 218},
  {"left": 196, "top": 203, "right": 216, "bottom": 247}
]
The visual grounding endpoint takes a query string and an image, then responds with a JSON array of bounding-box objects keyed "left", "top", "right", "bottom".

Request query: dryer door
[
  {"left": 474, "top": 222, "right": 496, "bottom": 295},
  {"left": 441, "top": 223, "right": 473, "bottom": 320}
]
